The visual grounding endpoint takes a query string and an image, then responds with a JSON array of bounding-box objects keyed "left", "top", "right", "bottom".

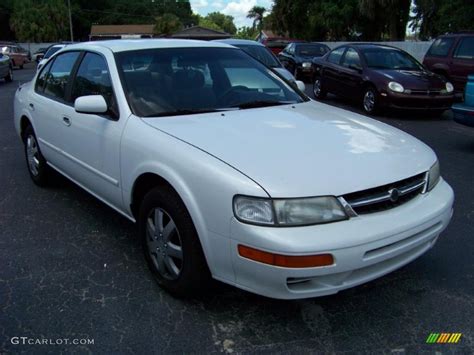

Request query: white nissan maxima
[{"left": 14, "top": 40, "right": 454, "bottom": 299}]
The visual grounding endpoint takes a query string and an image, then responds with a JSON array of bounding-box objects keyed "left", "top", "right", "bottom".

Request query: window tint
[
  {"left": 44, "top": 51, "right": 79, "bottom": 101},
  {"left": 341, "top": 48, "right": 362, "bottom": 69},
  {"left": 327, "top": 47, "right": 345, "bottom": 64},
  {"left": 296, "top": 44, "right": 329, "bottom": 57},
  {"left": 237, "top": 45, "right": 280, "bottom": 68},
  {"left": 454, "top": 37, "right": 474, "bottom": 59},
  {"left": 71, "top": 52, "right": 115, "bottom": 109},
  {"left": 428, "top": 38, "right": 454, "bottom": 57},
  {"left": 35, "top": 60, "right": 53, "bottom": 93},
  {"left": 44, "top": 46, "right": 63, "bottom": 59}
]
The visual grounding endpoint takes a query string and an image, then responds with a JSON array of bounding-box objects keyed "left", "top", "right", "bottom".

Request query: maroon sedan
[{"left": 312, "top": 44, "right": 455, "bottom": 115}]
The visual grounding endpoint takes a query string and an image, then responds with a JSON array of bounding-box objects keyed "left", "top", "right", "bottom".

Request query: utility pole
[{"left": 67, "top": 0, "right": 74, "bottom": 42}]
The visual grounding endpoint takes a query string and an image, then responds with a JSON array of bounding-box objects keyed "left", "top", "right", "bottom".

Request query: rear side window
[
  {"left": 454, "top": 37, "right": 474, "bottom": 60},
  {"left": 427, "top": 38, "right": 454, "bottom": 57},
  {"left": 35, "top": 60, "right": 53, "bottom": 93},
  {"left": 341, "top": 48, "right": 362, "bottom": 69},
  {"left": 327, "top": 47, "right": 345, "bottom": 65},
  {"left": 44, "top": 51, "right": 80, "bottom": 101}
]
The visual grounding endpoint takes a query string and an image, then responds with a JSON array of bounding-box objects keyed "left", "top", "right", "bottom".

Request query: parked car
[
  {"left": 214, "top": 39, "right": 301, "bottom": 88},
  {"left": 37, "top": 44, "right": 69, "bottom": 70},
  {"left": 313, "top": 44, "right": 455, "bottom": 115},
  {"left": 452, "top": 75, "right": 474, "bottom": 127},
  {"left": 14, "top": 40, "right": 454, "bottom": 300},
  {"left": 0, "top": 53, "right": 13, "bottom": 82},
  {"left": 0, "top": 44, "right": 28, "bottom": 69},
  {"left": 279, "top": 42, "right": 330, "bottom": 80},
  {"left": 423, "top": 32, "right": 474, "bottom": 96},
  {"left": 32, "top": 47, "right": 49, "bottom": 62},
  {"left": 257, "top": 36, "right": 305, "bottom": 55}
]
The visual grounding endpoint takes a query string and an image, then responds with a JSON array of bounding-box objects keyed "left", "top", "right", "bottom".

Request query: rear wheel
[
  {"left": 23, "top": 125, "right": 51, "bottom": 186},
  {"left": 139, "top": 186, "right": 211, "bottom": 297},
  {"left": 362, "top": 86, "right": 379, "bottom": 115},
  {"left": 313, "top": 77, "right": 327, "bottom": 99}
]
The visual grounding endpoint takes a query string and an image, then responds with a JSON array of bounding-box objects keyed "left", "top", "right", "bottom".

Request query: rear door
[
  {"left": 451, "top": 36, "right": 474, "bottom": 92},
  {"left": 322, "top": 46, "right": 346, "bottom": 94}
]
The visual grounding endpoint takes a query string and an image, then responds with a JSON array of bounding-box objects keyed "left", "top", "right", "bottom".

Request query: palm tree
[{"left": 247, "top": 6, "right": 266, "bottom": 30}]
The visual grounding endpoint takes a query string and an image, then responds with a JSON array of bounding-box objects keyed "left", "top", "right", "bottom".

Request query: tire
[
  {"left": 5, "top": 66, "right": 13, "bottom": 82},
  {"left": 19, "top": 64, "right": 24, "bottom": 69},
  {"left": 313, "top": 76, "right": 327, "bottom": 99},
  {"left": 362, "top": 86, "right": 379, "bottom": 115},
  {"left": 139, "top": 186, "right": 211, "bottom": 297},
  {"left": 23, "top": 125, "right": 51, "bottom": 186}
]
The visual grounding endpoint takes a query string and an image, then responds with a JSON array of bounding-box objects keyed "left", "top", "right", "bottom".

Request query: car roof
[
  {"left": 66, "top": 39, "right": 233, "bottom": 53},
  {"left": 214, "top": 39, "right": 264, "bottom": 47},
  {"left": 344, "top": 43, "right": 402, "bottom": 51}
]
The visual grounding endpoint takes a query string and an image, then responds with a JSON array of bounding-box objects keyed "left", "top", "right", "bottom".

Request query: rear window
[
  {"left": 454, "top": 37, "right": 474, "bottom": 60},
  {"left": 427, "top": 38, "right": 455, "bottom": 57},
  {"left": 296, "top": 44, "right": 329, "bottom": 57}
]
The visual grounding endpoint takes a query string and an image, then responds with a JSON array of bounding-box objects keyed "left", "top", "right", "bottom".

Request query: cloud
[
  {"left": 211, "top": 0, "right": 224, "bottom": 9},
  {"left": 190, "top": 0, "right": 209, "bottom": 10}
]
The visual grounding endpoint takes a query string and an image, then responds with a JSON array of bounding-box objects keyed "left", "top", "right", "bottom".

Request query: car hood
[
  {"left": 273, "top": 67, "right": 295, "bottom": 82},
  {"left": 371, "top": 69, "right": 447, "bottom": 90},
  {"left": 142, "top": 101, "right": 436, "bottom": 197}
]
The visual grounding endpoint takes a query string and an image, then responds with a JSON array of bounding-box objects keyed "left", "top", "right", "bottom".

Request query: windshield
[
  {"left": 116, "top": 47, "right": 305, "bottom": 117},
  {"left": 296, "top": 44, "right": 329, "bottom": 57},
  {"left": 44, "top": 46, "right": 62, "bottom": 59},
  {"left": 362, "top": 47, "right": 423, "bottom": 70},
  {"left": 235, "top": 44, "right": 280, "bottom": 68}
]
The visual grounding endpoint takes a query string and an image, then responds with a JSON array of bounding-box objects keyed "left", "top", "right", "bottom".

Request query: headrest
[{"left": 173, "top": 70, "right": 205, "bottom": 90}]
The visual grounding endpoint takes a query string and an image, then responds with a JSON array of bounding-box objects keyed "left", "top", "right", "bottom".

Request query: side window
[
  {"left": 327, "top": 47, "right": 345, "bottom": 65},
  {"left": 71, "top": 52, "right": 115, "bottom": 108},
  {"left": 35, "top": 60, "right": 54, "bottom": 93},
  {"left": 454, "top": 37, "right": 474, "bottom": 60},
  {"left": 289, "top": 44, "right": 295, "bottom": 55},
  {"left": 44, "top": 52, "right": 80, "bottom": 101},
  {"left": 341, "top": 48, "right": 362, "bottom": 70},
  {"left": 428, "top": 38, "right": 454, "bottom": 57}
]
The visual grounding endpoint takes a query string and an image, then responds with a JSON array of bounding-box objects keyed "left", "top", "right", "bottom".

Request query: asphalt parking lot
[{"left": 1, "top": 63, "right": 473, "bottom": 353}]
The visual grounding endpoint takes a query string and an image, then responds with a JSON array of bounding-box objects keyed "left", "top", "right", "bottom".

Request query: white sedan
[{"left": 14, "top": 40, "right": 454, "bottom": 299}]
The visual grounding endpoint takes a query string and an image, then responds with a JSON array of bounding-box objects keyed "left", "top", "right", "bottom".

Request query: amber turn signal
[{"left": 238, "top": 245, "right": 334, "bottom": 268}]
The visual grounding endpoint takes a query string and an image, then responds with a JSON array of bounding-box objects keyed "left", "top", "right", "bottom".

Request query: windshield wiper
[
  {"left": 143, "top": 108, "right": 237, "bottom": 117},
  {"left": 230, "top": 100, "right": 297, "bottom": 109}
]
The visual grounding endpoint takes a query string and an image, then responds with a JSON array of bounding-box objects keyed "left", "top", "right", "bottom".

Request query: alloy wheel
[
  {"left": 363, "top": 90, "right": 375, "bottom": 113},
  {"left": 26, "top": 135, "right": 40, "bottom": 176},
  {"left": 146, "top": 207, "right": 183, "bottom": 280},
  {"left": 313, "top": 79, "right": 322, "bottom": 97}
]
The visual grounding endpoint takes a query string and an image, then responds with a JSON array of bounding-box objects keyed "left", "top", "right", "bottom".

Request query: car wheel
[
  {"left": 5, "top": 66, "right": 13, "bottom": 82},
  {"left": 362, "top": 87, "right": 379, "bottom": 115},
  {"left": 23, "top": 125, "right": 51, "bottom": 186},
  {"left": 313, "top": 77, "right": 327, "bottom": 99},
  {"left": 139, "top": 186, "right": 211, "bottom": 297}
]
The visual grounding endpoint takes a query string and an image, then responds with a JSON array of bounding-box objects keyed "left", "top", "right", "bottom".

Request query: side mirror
[
  {"left": 295, "top": 80, "right": 306, "bottom": 92},
  {"left": 74, "top": 95, "right": 108, "bottom": 114}
]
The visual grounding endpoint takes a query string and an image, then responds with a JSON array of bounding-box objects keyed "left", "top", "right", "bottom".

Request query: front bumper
[
  {"left": 452, "top": 104, "right": 474, "bottom": 127},
  {"left": 228, "top": 179, "right": 454, "bottom": 299},
  {"left": 380, "top": 91, "right": 454, "bottom": 110}
]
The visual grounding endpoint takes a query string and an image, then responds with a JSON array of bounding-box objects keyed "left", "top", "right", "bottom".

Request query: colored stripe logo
[{"left": 426, "top": 333, "right": 462, "bottom": 344}]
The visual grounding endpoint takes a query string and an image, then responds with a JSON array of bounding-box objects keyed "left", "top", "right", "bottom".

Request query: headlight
[
  {"left": 388, "top": 81, "right": 404, "bottom": 93},
  {"left": 446, "top": 82, "right": 454, "bottom": 93},
  {"left": 427, "top": 160, "right": 440, "bottom": 191},
  {"left": 302, "top": 62, "right": 312, "bottom": 68},
  {"left": 233, "top": 195, "right": 348, "bottom": 226}
]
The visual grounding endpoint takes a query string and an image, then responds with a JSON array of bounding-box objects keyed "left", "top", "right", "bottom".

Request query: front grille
[
  {"left": 341, "top": 173, "right": 427, "bottom": 215},
  {"left": 409, "top": 89, "right": 443, "bottom": 96}
]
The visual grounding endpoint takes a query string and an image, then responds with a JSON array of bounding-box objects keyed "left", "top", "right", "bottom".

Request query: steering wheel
[{"left": 218, "top": 85, "right": 251, "bottom": 106}]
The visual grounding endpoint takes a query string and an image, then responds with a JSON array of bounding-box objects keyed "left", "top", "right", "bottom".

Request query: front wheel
[
  {"left": 5, "top": 66, "right": 13, "bottom": 82},
  {"left": 139, "top": 187, "right": 211, "bottom": 297},
  {"left": 23, "top": 125, "right": 51, "bottom": 186},
  {"left": 362, "top": 87, "right": 379, "bottom": 115},
  {"left": 313, "top": 77, "right": 327, "bottom": 99}
]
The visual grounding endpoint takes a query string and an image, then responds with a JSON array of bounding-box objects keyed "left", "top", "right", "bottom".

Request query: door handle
[{"left": 62, "top": 116, "right": 71, "bottom": 126}]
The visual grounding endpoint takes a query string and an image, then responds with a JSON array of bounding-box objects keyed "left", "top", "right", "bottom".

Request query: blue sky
[{"left": 190, "top": 0, "right": 274, "bottom": 28}]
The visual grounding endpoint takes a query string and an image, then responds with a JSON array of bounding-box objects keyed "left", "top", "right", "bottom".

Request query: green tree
[
  {"left": 154, "top": 13, "right": 183, "bottom": 36},
  {"left": 10, "top": 0, "right": 68, "bottom": 42},
  {"left": 205, "top": 12, "right": 237, "bottom": 34},
  {"left": 197, "top": 16, "right": 223, "bottom": 32},
  {"left": 247, "top": 6, "right": 266, "bottom": 30},
  {"left": 235, "top": 26, "right": 258, "bottom": 40},
  {"left": 411, "top": 0, "right": 474, "bottom": 39},
  {"left": 0, "top": 0, "right": 14, "bottom": 41}
]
